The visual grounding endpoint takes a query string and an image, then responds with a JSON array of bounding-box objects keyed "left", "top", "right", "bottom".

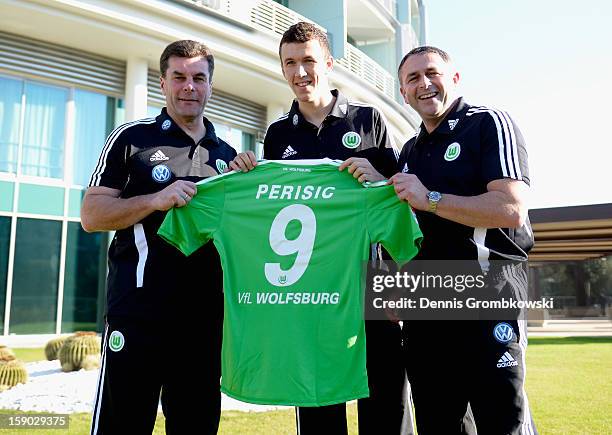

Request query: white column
[{"left": 125, "top": 57, "right": 149, "bottom": 122}]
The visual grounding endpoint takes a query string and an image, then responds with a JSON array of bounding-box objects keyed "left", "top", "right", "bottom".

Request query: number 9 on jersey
[{"left": 265, "top": 204, "right": 316, "bottom": 287}]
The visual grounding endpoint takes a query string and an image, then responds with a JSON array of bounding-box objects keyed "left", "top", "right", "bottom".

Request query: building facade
[{"left": 0, "top": 0, "right": 426, "bottom": 336}]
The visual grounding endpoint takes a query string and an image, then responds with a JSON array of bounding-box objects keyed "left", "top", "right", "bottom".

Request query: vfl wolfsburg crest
[
  {"left": 342, "top": 132, "right": 361, "bottom": 149},
  {"left": 444, "top": 142, "right": 461, "bottom": 161},
  {"left": 108, "top": 331, "right": 125, "bottom": 352},
  {"left": 215, "top": 159, "right": 228, "bottom": 173}
]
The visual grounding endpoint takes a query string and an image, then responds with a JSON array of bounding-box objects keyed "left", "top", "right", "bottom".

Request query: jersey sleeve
[
  {"left": 371, "top": 108, "right": 399, "bottom": 178},
  {"left": 87, "top": 123, "right": 131, "bottom": 189},
  {"left": 158, "top": 178, "right": 226, "bottom": 256},
  {"left": 480, "top": 110, "right": 530, "bottom": 186},
  {"left": 365, "top": 185, "right": 422, "bottom": 264}
]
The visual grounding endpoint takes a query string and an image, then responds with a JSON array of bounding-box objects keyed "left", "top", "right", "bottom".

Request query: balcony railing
[
  {"left": 175, "top": 0, "right": 397, "bottom": 99},
  {"left": 336, "top": 44, "right": 396, "bottom": 99},
  {"left": 249, "top": 1, "right": 322, "bottom": 36},
  {"left": 373, "top": 0, "right": 397, "bottom": 18}
]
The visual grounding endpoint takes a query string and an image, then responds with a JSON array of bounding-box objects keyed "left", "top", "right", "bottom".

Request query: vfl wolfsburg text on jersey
[
  {"left": 238, "top": 291, "right": 340, "bottom": 305},
  {"left": 158, "top": 159, "right": 422, "bottom": 406}
]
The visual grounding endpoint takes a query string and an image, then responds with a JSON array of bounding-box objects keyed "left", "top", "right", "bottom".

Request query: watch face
[{"left": 428, "top": 191, "right": 442, "bottom": 202}]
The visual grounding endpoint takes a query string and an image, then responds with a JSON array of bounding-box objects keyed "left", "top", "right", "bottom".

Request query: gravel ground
[{"left": 0, "top": 360, "right": 287, "bottom": 414}]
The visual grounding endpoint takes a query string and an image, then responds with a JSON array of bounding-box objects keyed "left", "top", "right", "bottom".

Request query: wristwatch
[{"left": 427, "top": 191, "right": 442, "bottom": 213}]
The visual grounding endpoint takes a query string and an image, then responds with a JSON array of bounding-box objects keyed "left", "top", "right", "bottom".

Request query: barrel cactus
[
  {"left": 59, "top": 333, "right": 101, "bottom": 372},
  {"left": 74, "top": 331, "right": 97, "bottom": 337},
  {"left": 0, "top": 346, "right": 15, "bottom": 361},
  {"left": 81, "top": 354, "right": 101, "bottom": 371},
  {"left": 44, "top": 336, "right": 68, "bottom": 361},
  {"left": 0, "top": 359, "right": 28, "bottom": 390}
]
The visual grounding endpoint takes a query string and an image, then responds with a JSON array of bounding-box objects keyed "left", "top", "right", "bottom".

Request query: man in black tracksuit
[
  {"left": 82, "top": 40, "right": 236, "bottom": 434},
  {"left": 230, "top": 22, "right": 406, "bottom": 435},
  {"left": 390, "top": 46, "right": 538, "bottom": 434}
]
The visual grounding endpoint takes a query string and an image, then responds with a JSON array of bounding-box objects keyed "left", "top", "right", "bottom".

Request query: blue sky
[{"left": 424, "top": 0, "right": 612, "bottom": 208}]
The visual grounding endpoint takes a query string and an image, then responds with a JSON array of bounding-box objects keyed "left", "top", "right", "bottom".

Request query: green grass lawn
[
  {"left": 12, "top": 347, "right": 45, "bottom": 363},
  {"left": 525, "top": 337, "right": 612, "bottom": 434},
  {"left": 2, "top": 337, "right": 610, "bottom": 434}
]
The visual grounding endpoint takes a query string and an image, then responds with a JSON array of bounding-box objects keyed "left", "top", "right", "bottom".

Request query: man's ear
[
  {"left": 452, "top": 71, "right": 460, "bottom": 85},
  {"left": 325, "top": 55, "right": 334, "bottom": 73},
  {"left": 160, "top": 76, "right": 167, "bottom": 96}
]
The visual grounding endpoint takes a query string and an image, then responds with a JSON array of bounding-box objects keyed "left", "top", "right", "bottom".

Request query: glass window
[
  {"left": 0, "top": 76, "right": 22, "bottom": 174},
  {"left": 9, "top": 218, "right": 61, "bottom": 334},
  {"left": 214, "top": 123, "right": 252, "bottom": 153},
  {"left": 73, "top": 90, "right": 109, "bottom": 186},
  {"left": 21, "top": 82, "right": 67, "bottom": 179},
  {"left": 242, "top": 132, "right": 255, "bottom": 153},
  {"left": 114, "top": 98, "right": 125, "bottom": 128},
  {"left": 254, "top": 141, "right": 264, "bottom": 160},
  {"left": 62, "top": 222, "right": 105, "bottom": 332},
  {"left": 0, "top": 217, "right": 10, "bottom": 334}
]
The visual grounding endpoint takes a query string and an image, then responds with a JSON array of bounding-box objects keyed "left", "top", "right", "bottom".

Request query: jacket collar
[
  {"left": 157, "top": 107, "right": 220, "bottom": 146},
  {"left": 414, "top": 97, "right": 469, "bottom": 145},
  {"left": 288, "top": 89, "right": 348, "bottom": 128}
]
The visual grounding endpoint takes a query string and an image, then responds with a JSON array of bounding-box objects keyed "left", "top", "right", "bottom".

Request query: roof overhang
[{"left": 529, "top": 203, "right": 612, "bottom": 262}]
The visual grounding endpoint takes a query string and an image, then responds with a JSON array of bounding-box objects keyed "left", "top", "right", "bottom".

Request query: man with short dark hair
[
  {"left": 83, "top": 40, "right": 236, "bottom": 434},
  {"left": 230, "top": 21, "right": 404, "bottom": 435},
  {"left": 391, "top": 46, "right": 537, "bottom": 434}
]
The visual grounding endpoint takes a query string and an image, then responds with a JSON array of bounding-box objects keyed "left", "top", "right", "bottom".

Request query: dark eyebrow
[
  {"left": 406, "top": 67, "right": 439, "bottom": 78},
  {"left": 170, "top": 71, "right": 208, "bottom": 79}
]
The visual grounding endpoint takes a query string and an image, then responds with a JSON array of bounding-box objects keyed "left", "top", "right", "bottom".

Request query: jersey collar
[
  {"left": 288, "top": 89, "right": 349, "bottom": 129},
  {"left": 156, "top": 107, "right": 220, "bottom": 147},
  {"left": 200, "top": 116, "right": 221, "bottom": 147},
  {"left": 327, "top": 89, "right": 350, "bottom": 119},
  {"left": 414, "top": 97, "right": 469, "bottom": 146}
]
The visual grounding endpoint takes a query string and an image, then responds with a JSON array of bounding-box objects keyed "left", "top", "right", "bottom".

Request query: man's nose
[
  {"left": 296, "top": 65, "right": 307, "bottom": 77},
  {"left": 183, "top": 80, "right": 195, "bottom": 91},
  {"left": 418, "top": 75, "right": 432, "bottom": 88}
]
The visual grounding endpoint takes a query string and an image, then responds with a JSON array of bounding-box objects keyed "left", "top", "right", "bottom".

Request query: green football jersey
[{"left": 158, "top": 158, "right": 422, "bottom": 406}]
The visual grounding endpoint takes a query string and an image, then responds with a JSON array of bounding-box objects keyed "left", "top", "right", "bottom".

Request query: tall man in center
[{"left": 230, "top": 22, "right": 404, "bottom": 434}]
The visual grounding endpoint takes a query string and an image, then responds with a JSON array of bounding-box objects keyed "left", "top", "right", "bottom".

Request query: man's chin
[
  {"left": 292, "top": 86, "right": 316, "bottom": 99},
  {"left": 417, "top": 103, "right": 445, "bottom": 118}
]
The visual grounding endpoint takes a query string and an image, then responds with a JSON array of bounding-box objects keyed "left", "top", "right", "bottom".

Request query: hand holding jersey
[
  {"left": 152, "top": 180, "right": 197, "bottom": 209},
  {"left": 229, "top": 150, "right": 257, "bottom": 172},
  {"left": 338, "top": 157, "right": 385, "bottom": 183},
  {"left": 388, "top": 172, "right": 430, "bottom": 211}
]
